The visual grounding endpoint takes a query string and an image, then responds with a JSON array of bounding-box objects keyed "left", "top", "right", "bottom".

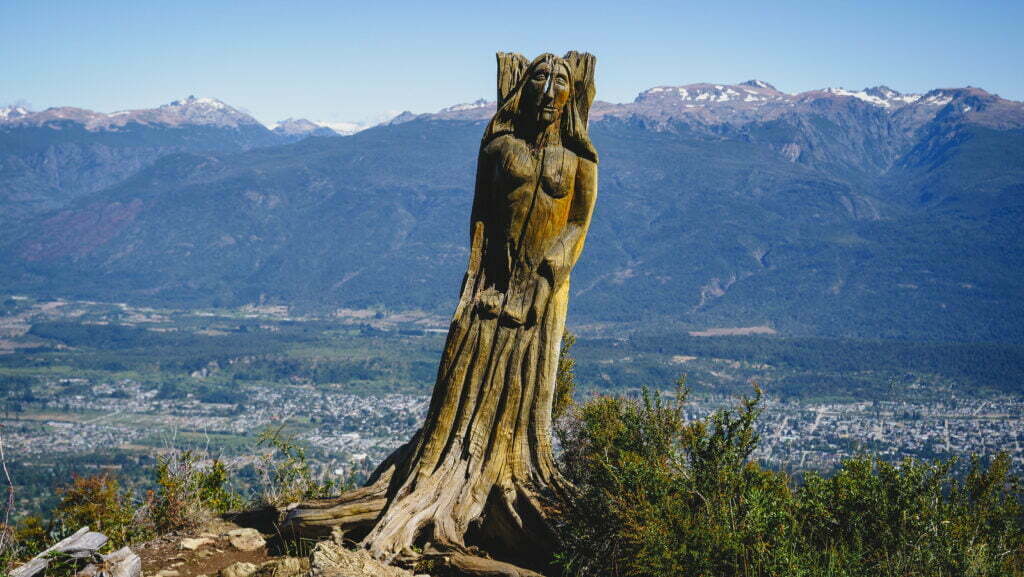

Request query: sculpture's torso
[{"left": 483, "top": 134, "right": 579, "bottom": 283}]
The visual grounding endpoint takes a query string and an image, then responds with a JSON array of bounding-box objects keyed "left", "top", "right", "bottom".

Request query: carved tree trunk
[{"left": 283, "top": 51, "right": 597, "bottom": 575}]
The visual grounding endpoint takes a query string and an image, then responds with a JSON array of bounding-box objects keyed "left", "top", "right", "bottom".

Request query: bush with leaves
[
  {"left": 798, "top": 453, "right": 1024, "bottom": 576},
  {"left": 552, "top": 331, "right": 577, "bottom": 421},
  {"left": 0, "top": 523, "right": 16, "bottom": 574},
  {"left": 556, "top": 380, "right": 1024, "bottom": 577},
  {"left": 12, "top": 516, "right": 49, "bottom": 554},
  {"left": 148, "top": 451, "right": 244, "bottom": 534},
  {"left": 253, "top": 426, "right": 337, "bottom": 507},
  {"left": 556, "top": 382, "right": 798, "bottom": 576},
  {"left": 53, "top": 474, "right": 152, "bottom": 548}
]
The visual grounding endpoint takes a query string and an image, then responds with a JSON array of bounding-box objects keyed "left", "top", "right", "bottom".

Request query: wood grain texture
[{"left": 284, "top": 52, "right": 598, "bottom": 574}]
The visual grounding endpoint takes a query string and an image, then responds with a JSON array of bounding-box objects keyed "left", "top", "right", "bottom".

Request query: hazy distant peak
[
  {"left": 906, "top": 88, "right": 1024, "bottom": 129},
  {"left": 313, "top": 121, "right": 364, "bottom": 135},
  {"left": 915, "top": 87, "right": 994, "bottom": 106},
  {"left": 274, "top": 117, "right": 320, "bottom": 128},
  {"left": 740, "top": 79, "right": 777, "bottom": 90},
  {"left": 0, "top": 96, "right": 261, "bottom": 130},
  {"left": 24, "top": 106, "right": 106, "bottom": 125},
  {"left": 165, "top": 95, "right": 230, "bottom": 110},
  {"left": 271, "top": 117, "right": 340, "bottom": 137},
  {"left": 139, "top": 95, "right": 260, "bottom": 127},
  {"left": 387, "top": 111, "right": 421, "bottom": 125},
  {"left": 291, "top": 111, "right": 407, "bottom": 136},
  {"left": 439, "top": 99, "right": 490, "bottom": 113},
  {"left": 422, "top": 99, "right": 496, "bottom": 122},
  {"left": 864, "top": 85, "right": 901, "bottom": 99}
]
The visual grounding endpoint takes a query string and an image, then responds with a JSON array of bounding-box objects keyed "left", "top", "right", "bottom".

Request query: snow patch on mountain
[
  {"left": 740, "top": 79, "right": 777, "bottom": 90},
  {"left": 272, "top": 118, "right": 341, "bottom": 137},
  {"left": 143, "top": 95, "right": 258, "bottom": 127},
  {"left": 314, "top": 121, "right": 364, "bottom": 135},
  {"left": 310, "top": 110, "right": 405, "bottom": 135},
  {"left": 440, "top": 99, "right": 490, "bottom": 113},
  {"left": 823, "top": 87, "right": 893, "bottom": 107},
  {"left": 637, "top": 82, "right": 785, "bottom": 106},
  {"left": 821, "top": 87, "right": 921, "bottom": 108},
  {"left": 0, "top": 106, "right": 31, "bottom": 120},
  {"left": 919, "top": 92, "right": 955, "bottom": 106},
  {"left": 635, "top": 81, "right": 937, "bottom": 112}
]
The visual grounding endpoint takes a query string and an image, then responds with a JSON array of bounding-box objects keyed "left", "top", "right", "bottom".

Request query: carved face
[{"left": 521, "top": 58, "right": 571, "bottom": 127}]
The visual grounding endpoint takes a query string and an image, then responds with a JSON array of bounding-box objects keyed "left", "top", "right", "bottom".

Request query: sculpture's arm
[
  {"left": 460, "top": 147, "right": 496, "bottom": 302},
  {"left": 541, "top": 158, "right": 597, "bottom": 288}
]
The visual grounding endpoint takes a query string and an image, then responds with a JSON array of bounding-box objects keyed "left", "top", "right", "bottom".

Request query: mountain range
[{"left": 2, "top": 81, "right": 1022, "bottom": 342}]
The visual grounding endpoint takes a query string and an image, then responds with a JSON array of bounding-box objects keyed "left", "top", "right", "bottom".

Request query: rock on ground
[
  {"left": 136, "top": 520, "right": 272, "bottom": 577},
  {"left": 220, "top": 562, "right": 259, "bottom": 577},
  {"left": 308, "top": 541, "right": 413, "bottom": 577},
  {"left": 227, "top": 529, "right": 266, "bottom": 553},
  {"left": 181, "top": 537, "right": 216, "bottom": 551},
  {"left": 256, "top": 557, "right": 307, "bottom": 577}
]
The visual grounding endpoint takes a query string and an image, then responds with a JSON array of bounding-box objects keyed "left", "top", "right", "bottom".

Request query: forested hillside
[{"left": 2, "top": 84, "right": 1022, "bottom": 342}]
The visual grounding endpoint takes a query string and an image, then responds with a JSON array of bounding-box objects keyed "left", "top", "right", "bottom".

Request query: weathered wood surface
[
  {"left": 443, "top": 553, "right": 548, "bottom": 577},
  {"left": 78, "top": 547, "right": 142, "bottom": 577},
  {"left": 285, "top": 51, "right": 598, "bottom": 574},
  {"left": 281, "top": 476, "right": 389, "bottom": 537},
  {"left": 10, "top": 526, "right": 111, "bottom": 577}
]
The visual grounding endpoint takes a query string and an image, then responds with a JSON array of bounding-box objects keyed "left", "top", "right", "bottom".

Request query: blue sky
[{"left": 3, "top": 0, "right": 1021, "bottom": 125}]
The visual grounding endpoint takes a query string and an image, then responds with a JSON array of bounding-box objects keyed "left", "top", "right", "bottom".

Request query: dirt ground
[{"left": 133, "top": 519, "right": 281, "bottom": 577}]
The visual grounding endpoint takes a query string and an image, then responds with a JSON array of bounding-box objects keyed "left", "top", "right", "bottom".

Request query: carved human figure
[{"left": 286, "top": 52, "right": 598, "bottom": 572}]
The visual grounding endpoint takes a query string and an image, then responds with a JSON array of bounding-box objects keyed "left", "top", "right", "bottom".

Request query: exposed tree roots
[{"left": 282, "top": 418, "right": 566, "bottom": 575}]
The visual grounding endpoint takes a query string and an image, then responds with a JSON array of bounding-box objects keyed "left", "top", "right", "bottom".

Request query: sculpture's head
[
  {"left": 519, "top": 56, "right": 572, "bottom": 129},
  {"left": 483, "top": 51, "right": 598, "bottom": 163}
]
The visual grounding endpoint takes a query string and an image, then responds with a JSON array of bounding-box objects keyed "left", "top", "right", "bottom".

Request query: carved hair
[{"left": 483, "top": 51, "right": 598, "bottom": 163}]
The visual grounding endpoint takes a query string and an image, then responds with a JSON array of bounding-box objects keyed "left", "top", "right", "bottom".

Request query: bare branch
[{"left": 0, "top": 425, "right": 15, "bottom": 563}]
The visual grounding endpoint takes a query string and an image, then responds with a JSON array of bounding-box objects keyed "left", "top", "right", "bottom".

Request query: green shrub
[
  {"left": 253, "top": 426, "right": 337, "bottom": 507},
  {"left": 148, "top": 451, "right": 244, "bottom": 533},
  {"left": 12, "top": 516, "right": 49, "bottom": 555},
  {"left": 553, "top": 331, "right": 578, "bottom": 421},
  {"left": 556, "top": 382, "right": 1024, "bottom": 577},
  {"left": 53, "top": 474, "right": 152, "bottom": 548},
  {"left": 0, "top": 523, "right": 16, "bottom": 574},
  {"left": 798, "top": 453, "right": 1024, "bottom": 576}
]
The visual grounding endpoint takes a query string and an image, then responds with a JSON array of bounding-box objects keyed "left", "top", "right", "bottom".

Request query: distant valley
[{"left": 3, "top": 81, "right": 1024, "bottom": 520}]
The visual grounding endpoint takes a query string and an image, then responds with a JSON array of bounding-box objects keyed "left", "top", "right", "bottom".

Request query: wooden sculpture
[{"left": 285, "top": 51, "right": 598, "bottom": 575}]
